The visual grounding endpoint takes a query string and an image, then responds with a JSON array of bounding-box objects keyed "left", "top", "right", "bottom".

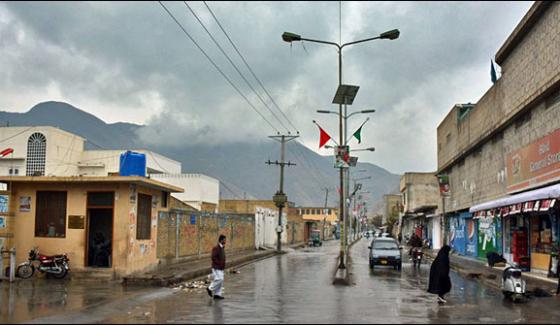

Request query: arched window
[{"left": 26, "top": 132, "right": 46, "bottom": 176}]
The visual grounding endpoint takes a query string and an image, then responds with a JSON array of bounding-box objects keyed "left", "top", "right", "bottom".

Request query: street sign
[{"left": 334, "top": 146, "right": 350, "bottom": 168}]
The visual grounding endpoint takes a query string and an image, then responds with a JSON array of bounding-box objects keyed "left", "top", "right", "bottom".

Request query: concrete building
[
  {"left": 436, "top": 2, "right": 560, "bottom": 272},
  {"left": 218, "top": 199, "right": 293, "bottom": 249},
  {"left": 150, "top": 174, "right": 219, "bottom": 212},
  {"left": 0, "top": 176, "right": 182, "bottom": 278},
  {"left": 0, "top": 126, "right": 219, "bottom": 212},
  {"left": 296, "top": 207, "right": 339, "bottom": 242},
  {"left": 399, "top": 172, "right": 442, "bottom": 249},
  {"left": 383, "top": 194, "right": 402, "bottom": 226}
]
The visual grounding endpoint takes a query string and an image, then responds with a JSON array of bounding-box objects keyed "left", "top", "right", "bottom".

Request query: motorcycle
[
  {"left": 502, "top": 264, "right": 526, "bottom": 302},
  {"left": 411, "top": 247, "right": 423, "bottom": 268},
  {"left": 17, "top": 247, "right": 70, "bottom": 279}
]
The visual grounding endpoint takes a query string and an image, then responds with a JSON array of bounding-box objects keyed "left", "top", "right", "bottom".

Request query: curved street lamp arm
[
  {"left": 341, "top": 36, "right": 381, "bottom": 49},
  {"left": 300, "top": 37, "right": 341, "bottom": 49}
]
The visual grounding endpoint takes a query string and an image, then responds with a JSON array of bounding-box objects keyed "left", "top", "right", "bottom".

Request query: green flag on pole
[{"left": 353, "top": 126, "right": 362, "bottom": 144}]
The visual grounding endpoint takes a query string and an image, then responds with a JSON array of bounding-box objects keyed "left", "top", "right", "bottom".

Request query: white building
[
  {"left": 150, "top": 173, "right": 220, "bottom": 212},
  {"left": 0, "top": 126, "right": 219, "bottom": 209}
]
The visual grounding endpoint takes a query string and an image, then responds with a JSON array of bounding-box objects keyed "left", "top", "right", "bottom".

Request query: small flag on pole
[
  {"left": 490, "top": 60, "right": 497, "bottom": 84},
  {"left": 353, "top": 126, "right": 363, "bottom": 144},
  {"left": 314, "top": 121, "right": 333, "bottom": 148}
]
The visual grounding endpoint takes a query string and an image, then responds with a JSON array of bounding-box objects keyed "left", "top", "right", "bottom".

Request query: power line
[
  {"left": 184, "top": 1, "right": 291, "bottom": 134},
  {"left": 157, "top": 1, "right": 279, "bottom": 134},
  {"left": 0, "top": 126, "right": 36, "bottom": 144},
  {"left": 203, "top": 1, "right": 300, "bottom": 133}
]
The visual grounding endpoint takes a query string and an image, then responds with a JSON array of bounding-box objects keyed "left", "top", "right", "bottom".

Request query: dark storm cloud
[{"left": 0, "top": 1, "right": 532, "bottom": 172}]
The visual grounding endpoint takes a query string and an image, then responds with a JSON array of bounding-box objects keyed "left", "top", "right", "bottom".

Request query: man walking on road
[{"left": 207, "top": 235, "right": 226, "bottom": 300}]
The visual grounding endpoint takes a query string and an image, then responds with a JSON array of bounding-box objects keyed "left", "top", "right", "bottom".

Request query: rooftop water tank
[{"left": 119, "top": 151, "right": 146, "bottom": 177}]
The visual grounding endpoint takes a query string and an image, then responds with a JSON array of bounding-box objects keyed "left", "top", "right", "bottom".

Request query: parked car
[{"left": 369, "top": 237, "right": 402, "bottom": 271}]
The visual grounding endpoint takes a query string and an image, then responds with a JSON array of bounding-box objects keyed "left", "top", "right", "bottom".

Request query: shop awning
[{"left": 470, "top": 183, "right": 560, "bottom": 213}]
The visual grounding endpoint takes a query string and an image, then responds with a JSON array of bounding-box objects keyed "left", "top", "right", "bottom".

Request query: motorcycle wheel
[
  {"left": 17, "top": 264, "right": 35, "bottom": 279},
  {"left": 51, "top": 268, "right": 68, "bottom": 279}
]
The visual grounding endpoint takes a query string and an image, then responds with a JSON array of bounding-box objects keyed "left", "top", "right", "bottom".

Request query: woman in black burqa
[{"left": 428, "top": 245, "right": 452, "bottom": 304}]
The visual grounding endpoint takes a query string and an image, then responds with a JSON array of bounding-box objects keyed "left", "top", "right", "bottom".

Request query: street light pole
[{"left": 282, "top": 28, "right": 400, "bottom": 270}]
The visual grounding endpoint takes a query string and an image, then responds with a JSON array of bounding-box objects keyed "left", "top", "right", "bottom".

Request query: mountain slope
[{"left": 0, "top": 101, "right": 401, "bottom": 209}]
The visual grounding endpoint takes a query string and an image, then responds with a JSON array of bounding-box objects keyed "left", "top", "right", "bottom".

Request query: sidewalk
[
  {"left": 425, "top": 249, "right": 558, "bottom": 294},
  {"left": 123, "top": 244, "right": 305, "bottom": 287}
]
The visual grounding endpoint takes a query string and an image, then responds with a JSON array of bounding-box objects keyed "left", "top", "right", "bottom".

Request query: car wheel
[
  {"left": 397, "top": 263, "right": 402, "bottom": 271},
  {"left": 369, "top": 260, "right": 374, "bottom": 269}
]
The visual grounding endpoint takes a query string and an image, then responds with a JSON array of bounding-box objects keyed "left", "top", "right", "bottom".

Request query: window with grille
[
  {"left": 137, "top": 193, "right": 152, "bottom": 240},
  {"left": 26, "top": 133, "right": 46, "bottom": 176},
  {"left": 35, "top": 191, "right": 67, "bottom": 238}
]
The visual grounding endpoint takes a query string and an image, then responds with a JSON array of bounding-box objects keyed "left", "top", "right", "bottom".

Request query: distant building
[{"left": 399, "top": 172, "right": 442, "bottom": 249}]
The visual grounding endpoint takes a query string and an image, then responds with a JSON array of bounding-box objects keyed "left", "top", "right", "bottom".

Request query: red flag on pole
[{"left": 317, "top": 125, "right": 332, "bottom": 149}]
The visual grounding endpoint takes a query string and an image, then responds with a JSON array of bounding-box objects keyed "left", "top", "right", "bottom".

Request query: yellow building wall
[{"left": 7, "top": 181, "right": 170, "bottom": 277}]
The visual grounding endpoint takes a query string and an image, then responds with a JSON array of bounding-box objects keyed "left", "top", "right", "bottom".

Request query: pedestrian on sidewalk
[
  {"left": 207, "top": 234, "right": 226, "bottom": 300},
  {"left": 428, "top": 245, "right": 452, "bottom": 304}
]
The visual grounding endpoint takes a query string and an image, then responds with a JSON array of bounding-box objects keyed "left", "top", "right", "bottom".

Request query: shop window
[
  {"left": 531, "top": 214, "right": 552, "bottom": 254},
  {"left": 137, "top": 193, "right": 152, "bottom": 240},
  {"left": 35, "top": 191, "right": 67, "bottom": 238}
]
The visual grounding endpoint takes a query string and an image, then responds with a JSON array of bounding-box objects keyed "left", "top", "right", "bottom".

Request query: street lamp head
[
  {"left": 317, "top": 110, "right": 332, "bottom": 114},
  {"left": 282, "top": 32, "right": 301, "bottom": 43},
  {"left": 361, "top": 109, "right": 376, "bottom": 114},
  {"left": 324, "top": 145, "right": 334, "bottom": 149},
  {"left": 367, "top": 147, "right": 376, "bottom": 152},
  {"left": 379, "top": 29, "right": 400, "bottom": 40}
]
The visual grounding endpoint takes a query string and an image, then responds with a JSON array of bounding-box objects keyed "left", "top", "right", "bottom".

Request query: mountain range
[{"left": 0, "top": 101, "right": 401, "bottom": 212}]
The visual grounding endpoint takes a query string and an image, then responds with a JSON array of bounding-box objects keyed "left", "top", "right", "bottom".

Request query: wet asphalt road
[{"left": 4, "top": 239, "right": 560, "bottom": 323}]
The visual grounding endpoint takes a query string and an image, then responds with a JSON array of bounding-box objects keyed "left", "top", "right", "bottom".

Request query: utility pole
[
  {"left": 267, "top": 134, "right": 298, "bottom": 252},
  {"left": 322, "top": 187, "right": 332, "bottom": 241}
]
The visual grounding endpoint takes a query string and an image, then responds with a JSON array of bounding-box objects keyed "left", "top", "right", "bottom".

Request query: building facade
[
  {"left": 0, "top": 126, "right": 219, "bottom": 212},
  {"left": 399, "top": 172, "right": 442, "bottom": 249},
  {"left": 437, "top": 2, "right": 560, "bottom": 272},
  {"left": 0, "top": 176, "right": 182, "bottom": 277}
]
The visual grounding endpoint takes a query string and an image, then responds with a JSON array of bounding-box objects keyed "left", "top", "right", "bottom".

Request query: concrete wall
[
  {"left": 219, "top": 199, "right": 278, "bottom": 214},
  {"left": 156, "top": 211, "right": 255, "bottom": 260},
  {"left": 2, "top": 181, "right": 171, "bottom": 277},
  {"left": 438, "top": 2, "right": 560, "bottom": 173},
  {"left": 400, "top": 173, "right": 441, "bottom": 214},
  {"left": 151, "top": 173, "right": 220, "bottom": 211},
  {"left": 255, "top": 206, "right": 287, "bottom": 249},
  {"left": 383, "top": 194, "right": 401, "bottom": 224}
]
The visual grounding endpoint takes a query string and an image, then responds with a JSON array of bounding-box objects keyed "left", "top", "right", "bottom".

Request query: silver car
[{"left": 368, "top": 237, "right": 402, "bottom": 271}]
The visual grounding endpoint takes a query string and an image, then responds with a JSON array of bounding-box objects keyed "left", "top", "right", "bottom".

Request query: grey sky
[{"left": 0, "top": 1, "right": 532, "bottom": 174}]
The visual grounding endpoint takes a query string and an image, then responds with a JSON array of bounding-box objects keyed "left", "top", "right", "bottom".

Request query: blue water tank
[{"left": 119, "top": 151, "right": 146, "bottom": 177}]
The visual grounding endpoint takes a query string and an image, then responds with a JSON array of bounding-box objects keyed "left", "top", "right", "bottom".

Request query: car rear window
[{"left": 373, "top": 241, "right": 398, "bottom": 250}]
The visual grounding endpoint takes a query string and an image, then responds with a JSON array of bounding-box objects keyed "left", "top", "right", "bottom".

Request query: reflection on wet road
[
  {"left": 98, "top": 240, "right": 560, "bottom": 324},
  {"left": 4, "top": 239, "right": 560, "bottom": 323}
]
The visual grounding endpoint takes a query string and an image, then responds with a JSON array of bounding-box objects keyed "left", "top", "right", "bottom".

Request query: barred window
[
  {"left": 35, "top": 191, "right": 67, "bottom": 238},
  {"left": 26, "top": 133, "right": 46, "bottom": 176},
  {"left": 137, "top": 193, "right": 152, "bottom": 240}
]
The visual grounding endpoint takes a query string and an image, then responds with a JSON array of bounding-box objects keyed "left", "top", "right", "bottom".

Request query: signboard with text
[{"left": 507, "top": 128, "right": 560, "bottom": 192}]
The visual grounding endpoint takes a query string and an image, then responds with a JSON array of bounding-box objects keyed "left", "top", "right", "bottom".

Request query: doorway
[{"left": 86, "top": 192, "right": 114, "bottom": 268}]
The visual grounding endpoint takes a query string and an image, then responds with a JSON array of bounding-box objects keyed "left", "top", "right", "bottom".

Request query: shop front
[{"left": 471, "top": 184, "right": 560, "bottom": 274}]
